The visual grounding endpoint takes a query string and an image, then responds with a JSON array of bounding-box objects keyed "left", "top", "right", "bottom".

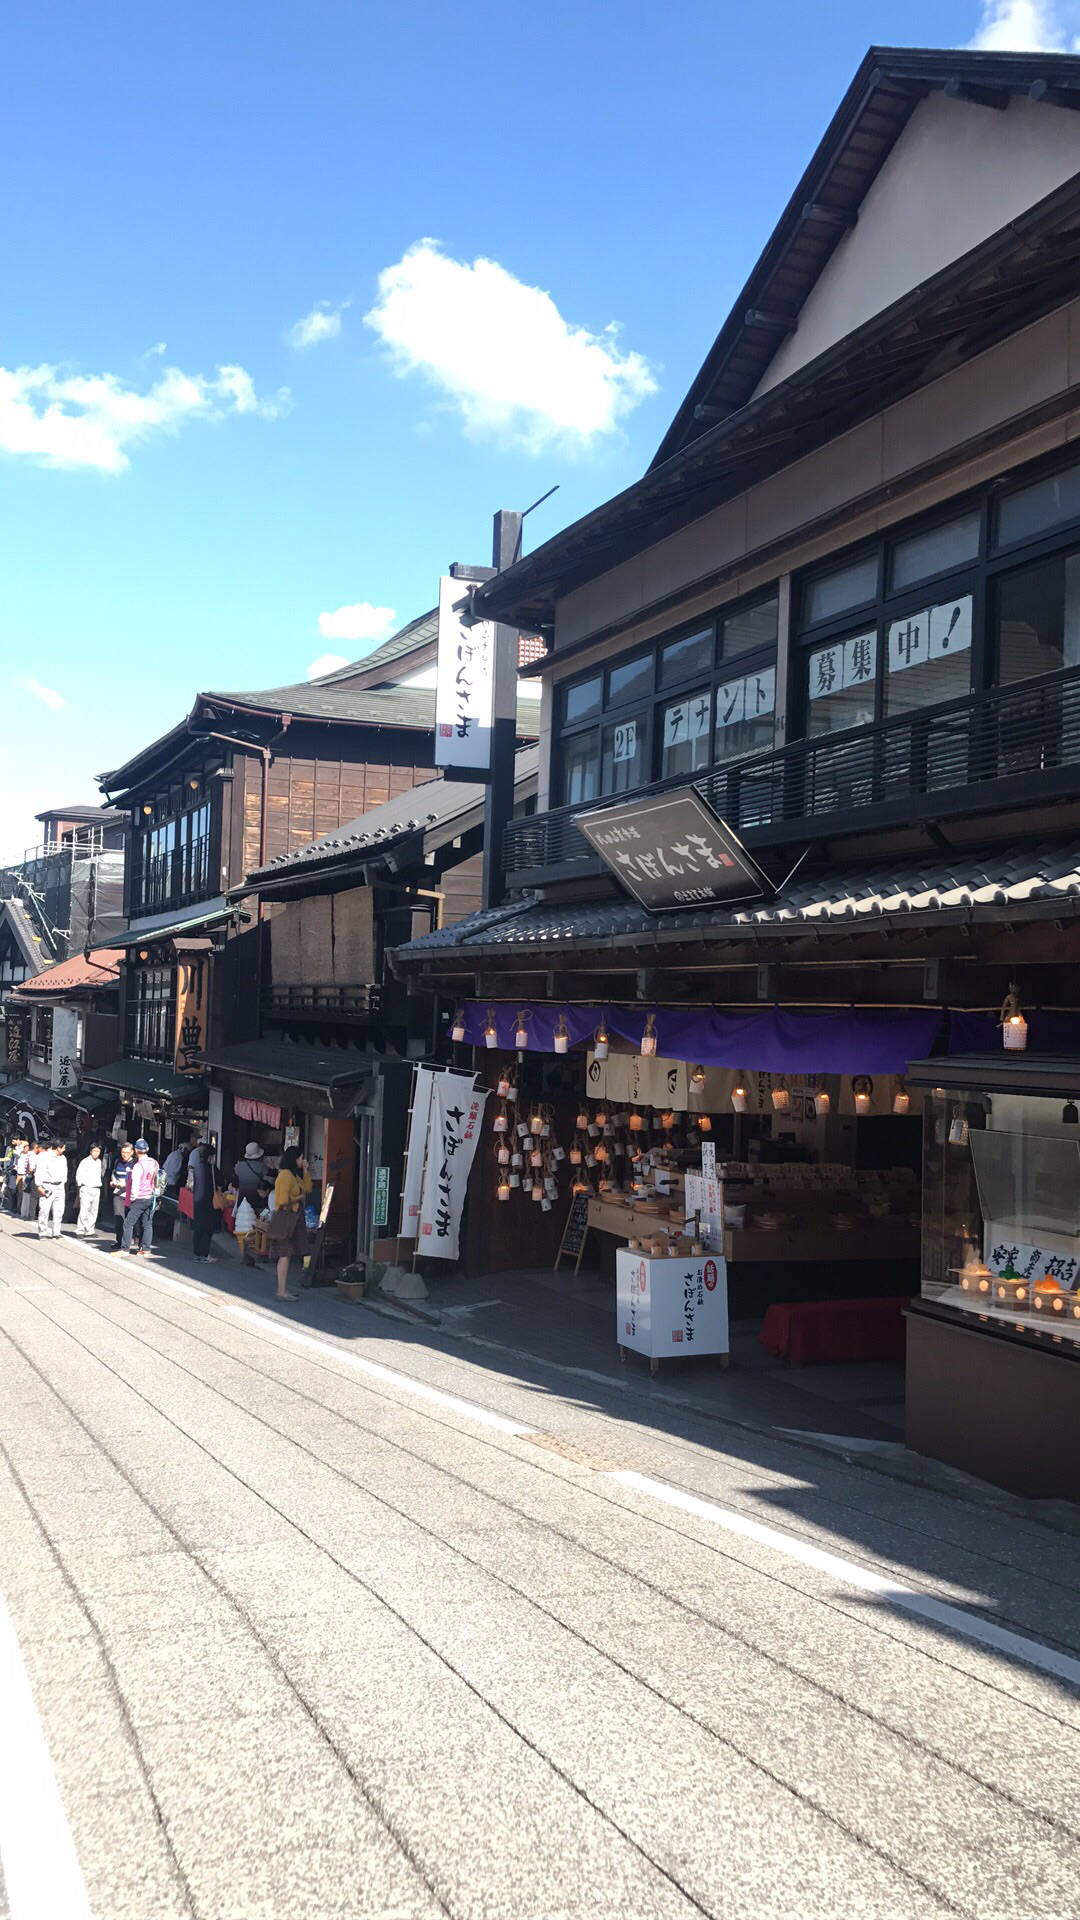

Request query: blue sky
[{"left": 1, "top": 0, "right": 1073, "bottom": 855}]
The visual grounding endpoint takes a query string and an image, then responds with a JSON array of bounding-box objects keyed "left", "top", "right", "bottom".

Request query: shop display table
[
  {"left": 760, "top": 1295, "right": 910, "bottom": 1367},
  {"left": 616, "top": 1247, "right": 729, "bottom": 1374}
]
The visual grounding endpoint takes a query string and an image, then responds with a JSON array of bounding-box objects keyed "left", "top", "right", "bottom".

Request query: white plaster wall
[{"left": 755, "top": 92, "right": 1080, "bottom": 398}]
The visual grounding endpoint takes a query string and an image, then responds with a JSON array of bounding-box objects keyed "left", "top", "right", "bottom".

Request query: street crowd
[{"left": 1, "top": 1133, "right": 314, "bottom": 1301}]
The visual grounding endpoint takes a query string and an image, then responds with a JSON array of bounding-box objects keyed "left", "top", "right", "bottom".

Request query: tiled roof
[
  {"left": 394, "top": 837, "right": 1080, "bottom": 960},
  {"left": 199, "top": 1040, "right": 374, "bottom": 1090},
  {"left": 316, "top": 610, "right": 439, "bottom": 683},
  {"left": 250, "top": 746, "right": 539, "bottom": 881},
  {"left": 13, "top": 949, "right": 121, "bottom": 995},
  {"left": 203, "top": 683, "right": 441, "bottom": 727},
  {"left": 0, "top": 899, "right": 47, "bottom": 975}
]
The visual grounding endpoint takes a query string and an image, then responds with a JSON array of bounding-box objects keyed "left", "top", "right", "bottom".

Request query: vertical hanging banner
[
  {"left": 418, "top": 1070, "right": 488, "bottom": 1260},
  {"left": 435, "top": 574, "right": 496, "bottom": 771},
  {"left": 174, "top": 955, "right": 206, "bottom": 1074},
  {"left": 399, "top": 1066, "right": 436, "bottom": 1239},
  {"left": 50, "top": 1006, "right": 80, "bottom": 1093}
]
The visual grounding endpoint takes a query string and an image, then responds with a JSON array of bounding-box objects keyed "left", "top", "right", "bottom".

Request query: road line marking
[
  {"left": 223, "top": 1302, "right": 537, "bottom": 1436},
  {"left": 0, "top": 1593, "right": 93, "bottom": 1920},
  {"left": 609, "top": 1471, "right": 1080, "bottom": 1688}
]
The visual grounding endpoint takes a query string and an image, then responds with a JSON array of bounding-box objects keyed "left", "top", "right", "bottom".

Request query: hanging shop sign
[
  {"left": 418, "top": 1071, "right": 488, "bottom": 1261},
  {"left": 576, "top": 788, "right": 772, "bottom": 912},
  {"left": 373, "top": 1164, "right": 390, "bottom": 1229},
  {"left": 174, "top": 957, "right": 207, "bottom": 1075},
  {"left": 234, "top": 1094, "right": 282, "bottom": 1128},
  {"left": 435, "top": 573, "right": 496, "bottom": 772},
  {"left": 5, "top": 1010, "right": 27, "bottom": 1070},
  {"left": 50, "top": 1006, "right": 80, "bottom": 1094}
]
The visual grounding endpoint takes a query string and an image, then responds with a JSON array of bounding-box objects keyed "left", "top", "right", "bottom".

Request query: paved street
[{"left": 1, "top": 1217, "right": 1079, "bottom": 1920}]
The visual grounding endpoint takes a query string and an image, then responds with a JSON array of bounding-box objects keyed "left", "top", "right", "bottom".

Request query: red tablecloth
[
  {"left": 760, "top": 1296, "right": 910, "bottom": 1367},
  {"left": 177, "top": 1187, "right": 194, "bottom": 1221}
]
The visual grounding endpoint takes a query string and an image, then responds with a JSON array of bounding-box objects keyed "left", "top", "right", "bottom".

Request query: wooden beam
[
  {"left": 943, "top": 78, "right": 1009, "bottom": 110},
  {"left": 1029, "top": 78, "right": 1080, "bottom": 110},
  {"left": 800, "top": 201, "right": 858, "bottom": 229},
  {"left": 744, "top": 308, "right": 797, "bottom": 334}
]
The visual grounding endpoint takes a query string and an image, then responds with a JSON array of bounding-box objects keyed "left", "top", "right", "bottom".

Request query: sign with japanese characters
[
  {"left": 50, "top": 1006, "right": 80, "bottom": 1093},
  {"left": 808, "top": 630, "right": 877, "bottom": 701},
  {"left": 615, "top": 1247, "right": 729, "bottom": 1360},
  {"left": 435, "top": 573, "right": 496, "bottom": 771},
  {"left": 887, "top": 595, "right": 972, "bottom": 676},
  {"left": 576, "top": 787, "right": 772, "bottom": 912},
  {"left": 418, "top": 1069, "right": 488, "bottom": 1260},
  {"left": 5, "top": 1009, "right": 27, "bottom": 1069},
  {"left": 174, "top": 956, "right": 206, "bottom": 1075},
  {"left": 983, "top": 1227, "right": 1079, "bottom": 1292}
]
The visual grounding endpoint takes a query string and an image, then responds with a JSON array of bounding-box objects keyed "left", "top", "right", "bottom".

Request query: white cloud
[
  {"left": 0, "top": 360, "right": 290, "bottom": 474},
  {"left": 317, "top": 602, "right": 397, "bottom": 643},
  {"left": 15, "top": 675, "right": 64, "bottom": 711},
  {"left": 364, "top": 238, "right": 657, "bottom": 452},
  {"left": 968, "top": 0, "right": 1080, "bottom": 47},
  {"left": 307, "top": 652, "right": 350, "bottom": 680},
  {"left": 288, "top": 300, "right": 350, "bottom": 349}
]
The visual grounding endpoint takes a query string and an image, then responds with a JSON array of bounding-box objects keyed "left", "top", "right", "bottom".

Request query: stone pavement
[{"left": 1, "top": 1212, "right": 1079, "bottom": 1920}]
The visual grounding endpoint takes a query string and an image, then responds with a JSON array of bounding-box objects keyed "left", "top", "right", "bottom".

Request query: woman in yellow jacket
[{"left": 267, "top": 1145, "right": 312, "bottom": 1301}]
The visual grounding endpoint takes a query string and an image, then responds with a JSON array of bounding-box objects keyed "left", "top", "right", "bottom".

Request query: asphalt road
[{"left": 1, "top": 1216, "right": 1079, "bottom": 1920}]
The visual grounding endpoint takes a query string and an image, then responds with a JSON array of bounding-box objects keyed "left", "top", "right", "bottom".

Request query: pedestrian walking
[
  {"left": 120, "top": 1139, "right": 159, "bottom": 1255},
  {"left": 36, "top": 1143, "right": 68, "bottom": 1239},
  {"left": 109, "top": 1143, "right": 135, "bottom": 1248},
  {"left": 74, "top": 1144, "right": 104, "bottom": 1235},
  {"left": 267, "top": 1146, "right": 312, "bottom": 1301},
  {"left": 189, "top": 1141, "right": 222, "bottom": 1261},
  {"left": 19, "top": 1143, "right": 39, "bottom": 1219},
  {"left": 2, "top": 1139, "right": 23, "bottom": 1214}
]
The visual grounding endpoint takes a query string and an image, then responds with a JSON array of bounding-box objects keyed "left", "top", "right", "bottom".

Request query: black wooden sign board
[
  {"left": 576, "top": 786, "right": 773, "bottom": 913},
  {"left": 554, "top": 1190, "right": 590, "bottom": 1272}
]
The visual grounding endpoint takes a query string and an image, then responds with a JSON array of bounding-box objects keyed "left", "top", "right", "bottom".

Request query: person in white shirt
[
  {"left": 74, "top": 1144, "right": 104, "bottom": 1235},
  {"left": 36, "top": 1145, "right": 68, "bottom": 1238}
]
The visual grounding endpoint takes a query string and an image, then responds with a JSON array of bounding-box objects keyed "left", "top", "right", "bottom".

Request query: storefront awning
[
  {"left": 454, "top": 1003, "right": 943, "bottom": 1077},
  {"left": 117, "top": 899, "right": 240, "bottom": 947},
  {"left": 0, "top": 1078, "right": 53, "bottom": 1114},
  {"left": 80, "top": 1059, "right": 208, "bottom": 1107},
  {"left": 199, "top": 1040, "right": 375, "bottom": 1116},
  {"left": 906, "top": 1052, "right": 1080, "bottom": 1098}
]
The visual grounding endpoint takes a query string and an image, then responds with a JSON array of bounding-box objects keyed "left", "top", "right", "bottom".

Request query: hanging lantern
[
  {"left": 450, "top": 1008, "right": 466, "bottom": 1044},
  {"left": 569, "top": 1145, "right": 582, "bottom": 1165},
  {"left": 497, "top": 1144, "right": 510, "bottom": 1166},
  {"left": 572, "top": 1175, "right": 587, "bottom": 1194},
  {"left": 690, "top": 1064, "right": 706, "bottom": 1091},
  {"left": 731, "top": 1074, "right": 749, "bottom": 1114},
  {"left": 771, "top": 1081, "right": 791, "bottom": 1114},
  {"left": 593, "top": 1021, "right": 610, "bottom": 1061},
  {"left": 531, "top": 1182, "right": 544, "bottom": 1202},
  {"left": 661, "top": 1108, "right": 676, "bottom": 1129},
  {"left": 528, "top": 1105, "right": 544, "bottom": 1134},
  {"left": 948, "top": 1104, "right": 970, "bottom": 1147},
  {"left": 483, "top": 1009, "right": 498, "bottom": 1049},
  {"left": 814, "top": 1079, "right": 831, "bottom": 1117},
  {"left": 595, "top": 1142, "right": 608, "bottom": 1163},
  {"left": 892, "top": 1078, "right": 911, "bottom": 1115},
  {"left": 1000, "top": 983, "right": 1028, "bottom": 1051},
  {"left": 493, "top": 1105, "right": 508, "bottom": 1134},
  {"left": 852, "top": 1075, "right": 873, "bottom": 1115},
  {"left": 699, "top": 1113, "right": 713, "bottom": 1133},
  {"left": 552, "top": 1013, "right": 570, "bottom": 1055},
  {"left": 595, "top": 1105, "right": 609, "bottom": 1128},
  {"left": 496, "top": 1069, "right": 512, "bottom": 1098},
  {"left": 640, "top": 1013, "right": 658, "bottom": 1057},
  {"left": 576, "top": 1105, "right": 589, "bottom": 1129},
  {"left": 497, "top": 1176, "right": 511, "bottom": 1201},
  {"left": 628, "top": 1109, "right": 645, "bottom": 1132},
  {"left": 514, "top": 1009, "right": 530, "bottom": 1050}
]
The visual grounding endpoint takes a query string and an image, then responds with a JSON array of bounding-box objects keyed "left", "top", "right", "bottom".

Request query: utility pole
[{"left": 482, "top": 508, "right": 522, "bottom": 910}]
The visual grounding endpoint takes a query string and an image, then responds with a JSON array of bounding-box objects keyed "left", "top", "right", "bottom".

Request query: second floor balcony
[{"left": 504, "top": 662, "right": 1080, "bottom": 890}]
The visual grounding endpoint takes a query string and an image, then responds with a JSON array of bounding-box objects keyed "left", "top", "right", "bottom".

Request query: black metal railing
[
  {"left": 262, "top": 984, "right": 381, "bottom": 1020},
  {"left": 504, "top": 663, "right": 1080, "bottom": 881}
]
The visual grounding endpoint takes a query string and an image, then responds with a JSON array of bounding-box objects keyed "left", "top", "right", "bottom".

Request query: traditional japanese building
[{"left": 392, "top": 45, "right": 1080, "bottom": 1500}]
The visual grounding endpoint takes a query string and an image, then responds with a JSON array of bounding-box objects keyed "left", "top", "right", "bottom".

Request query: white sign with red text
[
  {"left": 615, "top": 1248, "right": 729, "bottom": 1361},
  {"left": 417, "top": 1070, "right": 488, "bottom": 1260},
  {"left": 435, "top": 574, "right": 496, "bottom": 770}
]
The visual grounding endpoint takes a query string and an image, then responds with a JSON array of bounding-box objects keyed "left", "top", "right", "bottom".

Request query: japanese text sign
[
  {"left": 435, "top": 574, "right": 496, "bottom": 771},
  {"left": 418, "top": 1070, "right": 488, "bottom": 1260},
  {"left": 576, "top": 787, "right": 771, "bottom": 913}
]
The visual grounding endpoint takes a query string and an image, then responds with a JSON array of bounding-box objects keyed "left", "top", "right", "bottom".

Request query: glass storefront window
[
  {"left": 806, "top": 631, "right": 877, "bottom": 735},
  {"left": 889, "top": 512, "right": 980, "bottom": 593},
  {"left": 563, "top": 677, "right": 601, "bottom": 725},
  {"left": 721, "top": 597, "right": 778, "bottom": 659},
  {"left": 995, "top": 458, "right": 1080, "bottom": 550},
  {"left": 996, "top": 554, "right": 1080, "bottom": 684},
  {"left": 803, "top": 554, "right": 878, "bottom": 626},
  {"left": 661, "top": 688, "right": 712, "bottom": 778},
  {"left": 562, "top": 733, "right": 599, "bottom": 806},
  {"left": 606, "top": 654, "right": 653, "bottom": 706},
  {"left": 659, "top": 627, "right": 713, "bottom": 687},
  {"left": 922, "top": 1086, "right": 1080, "bottom": 1348},
  {"left": 715, "top": 666, "right": 775, "bottom": 760},
  {"left": 601, "top": 715, "right": 647, "bottom": 793},
  {"left": 884, "top": 593, "right": 973, "bottom": 716}
]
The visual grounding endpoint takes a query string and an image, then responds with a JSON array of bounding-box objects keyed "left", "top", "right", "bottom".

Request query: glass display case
[{"left": 922, "top": 1083, "right": 1080, "bottom": 1347}]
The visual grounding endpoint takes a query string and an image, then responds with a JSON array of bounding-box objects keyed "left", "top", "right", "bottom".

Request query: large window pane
[
  {"left": 995, "top": 460, "right": 1080, "bottom": 550},
  {"left": 715, "top": 668, "right": 775, "bottom": 760},
  {"left": 661, "top": 688, "right": 712, "bottom": 778},
  {"left": 884, "top": 594, "right": 973, "bottom": 716},
  {"left": 806, "top": 631, "right": 877, "bottom": 735},
  {"left": 605, "top": 654, "right": 653, "bottom": 706},
  {"left": 562, "top": 733, "right": 599, "bottom": 806},
  {"left": 562, "top": 676, "right": 601, "bottom": 725},
  {"left": 659, "top": 627, "right": 713, "bottom": 687},
  {"left": 996, "top": 555, "right": 1080, "bottom": 684},
  {"left": 803, "top": 554, "right": 878, "bottom": 627},
  {"left": 601, "top": 715, "right": 647, "bottom": 793},
  {"left": 889, "top": 512, "right": 980, "bottom": 593},
  {"left": 721, "top": 596, "right": 778, "bottom": 659}
]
